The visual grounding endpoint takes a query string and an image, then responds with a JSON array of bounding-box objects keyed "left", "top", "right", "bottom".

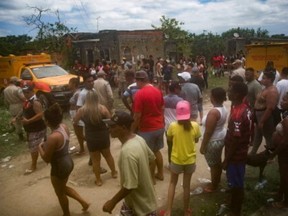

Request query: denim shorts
[
  {"left": 170, "top": 162, "right": 196, "bottom": 174},
  {"left": 138, "top": 128, "right": 164, "bottom": 152}
]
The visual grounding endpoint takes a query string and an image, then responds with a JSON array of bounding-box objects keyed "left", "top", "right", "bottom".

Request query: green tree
[
  {"left": 23, "top": 6, "right": 76, "bottom": 54},
  {"left": 191, "top": 31, "right": 225, "bottom": 63},
  {"left": 221, "top": 27, "right": 269, "bottom": 39},
  {"left": 0, "top": 35, "right": 33, "bottom": 56},
  {"left": 271, "top": 34, "right": 288, "bottom": 39},
  {"left": 152, "top": 15, "right": 192, "bottom": 58}
]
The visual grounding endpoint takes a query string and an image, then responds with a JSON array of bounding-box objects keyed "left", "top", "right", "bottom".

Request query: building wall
[
  {"left": 117, "top": 30, "right": 164, "bottom": 64},
  {"left": 71, "top": 30, "right": 164, "bottom": 67}
]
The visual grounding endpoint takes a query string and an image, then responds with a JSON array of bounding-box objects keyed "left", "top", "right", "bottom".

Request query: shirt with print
[{"left": 224, "top": 103, "right": 253, "bottom": 163}]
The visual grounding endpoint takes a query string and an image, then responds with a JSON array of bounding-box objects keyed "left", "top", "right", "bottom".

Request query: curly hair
[{"left": 44, "top": 103, "right": 63, "bottom": 128}]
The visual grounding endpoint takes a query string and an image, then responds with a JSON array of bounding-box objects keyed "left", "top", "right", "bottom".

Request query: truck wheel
[{"left": 37, "top": 93, "right": 50, "bottom": 110}]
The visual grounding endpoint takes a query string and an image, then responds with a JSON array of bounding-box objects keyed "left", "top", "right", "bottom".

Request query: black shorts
[{"left": 51, "top": 156, "right": 74, "bottom": 179}]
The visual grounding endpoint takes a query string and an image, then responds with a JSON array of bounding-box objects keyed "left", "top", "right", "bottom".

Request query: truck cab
[{"left": 0, "top": 53, "right": 78, "bottom": 108}]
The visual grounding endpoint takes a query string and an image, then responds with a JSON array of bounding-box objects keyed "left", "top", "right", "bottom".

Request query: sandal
[
  {"left": 271, "top": 202, "right": 288, "bottom": 209},
  {"left": 100, "top": 167, "right": 107, "bottom": 174},
  {"left": 75, "top": 151, "right": 85, "bottom": 155},
  {"left": 24, "top": 169, "right": 35, "bottom": 175},
  {"left": 82, "top": 203, "right": 90, "bottom": 212},
  {"left": 111, "top": 171, "right": 118, "bottom": 178},
  {"left": 95, "top": 179, "right": 103, "bottom": 186},
  {"left": 204, "top": 186, "right": 216, "bottom": 193},
  {"left": 155, "top": 173, "right": 164, "bottom": 181},
  {"left": 185, "top": 208, "right": 192, "bottom": 216}
]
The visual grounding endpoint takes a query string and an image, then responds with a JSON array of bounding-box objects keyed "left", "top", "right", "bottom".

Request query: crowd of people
[{"left": 3, "top": 53, "right": 288, "bottom": 216}]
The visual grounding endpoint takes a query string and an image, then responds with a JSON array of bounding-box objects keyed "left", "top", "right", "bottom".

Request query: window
[{"left": 20, "top": 68, "right": 33, "bottom": 80}]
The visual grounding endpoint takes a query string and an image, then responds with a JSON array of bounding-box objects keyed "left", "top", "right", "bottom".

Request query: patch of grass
[
  {"left": 206, "top": 70, "right": 229, "bottom": 91},
  {"left": 170, "top": 163, "right": 280, "bottom": 216},
  {"left": 0, "top": 108, "right": 27, "bottom": 159}
]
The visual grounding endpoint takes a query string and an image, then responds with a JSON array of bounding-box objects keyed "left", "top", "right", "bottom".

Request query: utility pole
[{"left": 96, "top": 16, "right": 101, "bottom": 32}]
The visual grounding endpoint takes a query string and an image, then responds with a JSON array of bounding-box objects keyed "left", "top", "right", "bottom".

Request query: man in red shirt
[
  {"left": 223, "top": 82, "right": 253, "bottom": 216},
  {"left": 131, "top": 70, "right": 165, "bottom": 183}
]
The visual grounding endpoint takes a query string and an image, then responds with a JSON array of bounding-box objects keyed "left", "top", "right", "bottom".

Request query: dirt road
[
  {"left": 0, "top": 96, "right": 217, "bottom": 216},
  {"left": 0, "top": 127, "right": 214, "bottom": 216},
  {"left": 2, "top": 99, "right": 286, "bottom": 216}
]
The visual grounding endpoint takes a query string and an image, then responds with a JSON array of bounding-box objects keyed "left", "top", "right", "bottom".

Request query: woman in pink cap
[{"left": 164, "top": 100, "right": 201, "bottom": 216}]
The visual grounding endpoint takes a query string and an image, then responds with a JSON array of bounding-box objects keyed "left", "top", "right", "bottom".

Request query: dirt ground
[
  {"left": 0, "top": 96, "right": 218, "bottom": 216},
  {"left": 0, "top": 125, "right": 214, "bottom": 216},
  {"left": 1, "top": 99, "right": 287, "bottom": 216}
]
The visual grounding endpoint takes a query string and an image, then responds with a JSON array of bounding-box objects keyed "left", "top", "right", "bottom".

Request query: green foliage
[
  {"left": 152, "top": 15, "right": 193, "bottom": 57},
  {"left": 191, "top": 32, "right": 225, "bottom": 61},
  {"left": 0, "top": 108, "right": 26, "bottom": 158},
  {"left": 22, "top": 7, "right": 76, "bottom": 54},
  {"left": 170, "top": 159, "right": 280, "bottom": 216},
  {"left": 221, "top": 27, "right": 269, "bottom": 39},
  {"left": 0, "top": 35, "right": 33, "bottom": 56},
  {"left": 271, "top": 34, "right": 288, "bottom": 39}
]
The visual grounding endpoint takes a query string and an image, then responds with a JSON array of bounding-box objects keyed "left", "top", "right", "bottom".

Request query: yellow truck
[
  {"left": 0, "top": 53, "right": 77, "bottom": 107},
  {"left": 245, "top": 43, "right": 288, "bottom": 75}
]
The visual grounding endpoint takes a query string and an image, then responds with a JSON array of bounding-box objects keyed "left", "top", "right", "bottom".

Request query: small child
[{"left": 165, "top": 100, "right": 201, "bottom": 216}]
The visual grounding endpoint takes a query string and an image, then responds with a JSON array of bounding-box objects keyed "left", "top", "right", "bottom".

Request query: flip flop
[
  {"left": 95, "top": 180, "right": 103, "bottom": 186},
  {"left": 271, "top": 202, "right": 288, "bottom": 209},
  {"left": 82, "top": 203, "right": 90, "bottom": 212},
  {"left": 158, "top": 210, "right": 168, "bottom": 216},
  {"left": 204, "top": 187, "right": 216, "bottom": 193},
  {"left": 24, "top": 169, "right": 35, "bottom": 175},
  {"left": 75, "top": 151, "right": 85, "bottom": 155},
  {"left": 100, "top": 167, "right": 107, "bottom": 174},
  {"left": 155, "top": 174, "right": 164, "bottom": 181},
  {"left": 185, "top": 208, "right": 192, "bottom": 216}
]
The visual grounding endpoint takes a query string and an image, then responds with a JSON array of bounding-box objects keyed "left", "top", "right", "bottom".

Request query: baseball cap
[
  {"left": 10, "top": 76, "right": 21, "bottom": 83},
  {"left": 97, "top": 70, "right": 106, "bottom": 76},
  {"left": 135, "top": 70, "right": 148, "bottom": 79},
  {"left": 104, "top": 110, "right": 134, "bottom": 128},
  {"left": 232, "top": 59, "right": 242, "bottom": 65},
  {"left": 177, "top": 72, "right": 191, "bottom": 81},
  {"left": 176, "top": 100, "right": 190, "bottom": 120}
]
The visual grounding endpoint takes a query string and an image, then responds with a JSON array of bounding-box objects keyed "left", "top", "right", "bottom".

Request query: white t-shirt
[{"left": 276, "top": 79, "right": 288, "bottom": 109}]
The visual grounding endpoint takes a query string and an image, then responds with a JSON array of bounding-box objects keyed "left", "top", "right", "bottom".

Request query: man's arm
[
  {"left": 103, "top": 187, "right": 132, "bottom": 214},
  {"left": 105, "top": 83, "right": 114, "bottom": 111},
  {"left": 131, "top": 112, "right": 141, "bottom": 132},
  {"left": 258, "top": 89, "right": 278, "bottom": 129},
  {"left": 122, "top": 95, "right": 132, "bottom": 113}
]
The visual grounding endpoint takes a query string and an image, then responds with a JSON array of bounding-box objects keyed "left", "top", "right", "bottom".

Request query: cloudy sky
[{"left": 0, "top": 0, "right": 288, "bottom": 37}]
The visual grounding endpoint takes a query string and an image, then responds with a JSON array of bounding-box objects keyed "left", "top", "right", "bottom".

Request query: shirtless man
[{"left": 250, "top": 69, "right": 279, "bottom": 154}]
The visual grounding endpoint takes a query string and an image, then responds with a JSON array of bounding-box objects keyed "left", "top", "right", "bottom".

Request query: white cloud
[{"left": 0, "top": 0, "right": 287, "bottom": 37}]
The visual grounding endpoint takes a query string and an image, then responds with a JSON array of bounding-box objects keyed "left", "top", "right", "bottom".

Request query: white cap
[{"left": 177, "top": 72, "right": 191, "bottom": 81}]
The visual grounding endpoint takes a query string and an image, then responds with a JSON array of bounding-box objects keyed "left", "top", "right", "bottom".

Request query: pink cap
[{"left": 176, "top": 100, "right": 190, "bottom": 120}]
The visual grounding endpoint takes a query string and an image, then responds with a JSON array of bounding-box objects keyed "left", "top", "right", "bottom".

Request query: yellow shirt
[{"left": 167, "top": 121, "right": 201, "bottom": 165}]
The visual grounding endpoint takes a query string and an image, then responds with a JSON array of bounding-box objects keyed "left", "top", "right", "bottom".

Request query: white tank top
[{"left": 202, "top": 106, "right": 228, "bottom": 141}]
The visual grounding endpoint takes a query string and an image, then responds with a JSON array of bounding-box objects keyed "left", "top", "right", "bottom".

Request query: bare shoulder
[{"left": 60, "top": 123, "right": 70, "bottom": 135}]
